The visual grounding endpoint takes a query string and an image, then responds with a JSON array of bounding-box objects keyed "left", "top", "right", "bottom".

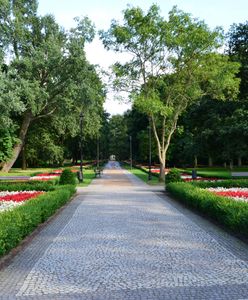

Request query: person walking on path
[{"left": 0, "top": 162, "right": 248, "bottom": 299}]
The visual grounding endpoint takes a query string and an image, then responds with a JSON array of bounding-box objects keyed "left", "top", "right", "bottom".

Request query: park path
[{"left": 0, "top": 161, "right": 248, "bottom": 299}]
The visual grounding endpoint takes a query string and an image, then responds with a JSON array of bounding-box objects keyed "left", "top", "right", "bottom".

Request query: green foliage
[
  {"left": 0, "top": 181, "right": 55, "bottom": 191},
  {"left": 59, "top": 169, "right": 76, "bottom": 185},
  {"left": 0, "top": 3, "right": 105, "bottom": 170},
  {"left": 0, "top": 185, "right": 76, "bottom": 256},
  {"left": 228, "top": 21, "right": 248, "bottom": 101},
  {"left": 100, "top": 5, "right": 240, "bottom": 180},
  {"left": 165, "top": 168, "right": 182, "bottom": 183},
  {"left": 191, "top": 179, "right": 248, "bottom": 189},
  {"left": 167, "top": 182, "right": 248, "bottom": 237}
]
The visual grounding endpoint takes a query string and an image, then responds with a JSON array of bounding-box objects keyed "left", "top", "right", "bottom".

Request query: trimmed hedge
[
  {"left": 191, "top": 179, "right": 248, "bottom": 189},
  {"left": 0, "top": 185, "right": 76, "bottom": 256},
  {"left": 0, "top": 181, "right": 56, "bottom": 192},
  {"left": 166, "top": 182, "right": 248, "bottom": 238}
]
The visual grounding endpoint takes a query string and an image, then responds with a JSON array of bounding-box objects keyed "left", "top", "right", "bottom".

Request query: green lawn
[
  {"left": 182, "top": 167, "right": 248, "bottom": 179},
  {"left": 0, "top": 168, "right": 55, "bottom": 177},
  {"left": 76, "top": 169, "right": 95, "bottom": 187},
  {"left": 123, "top": 165, "right": 161, "bottom": 185}
]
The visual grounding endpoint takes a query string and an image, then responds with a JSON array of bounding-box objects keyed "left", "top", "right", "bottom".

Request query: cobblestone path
[{"left": 0, "top": 162, "right": 248, "bottom": 299}]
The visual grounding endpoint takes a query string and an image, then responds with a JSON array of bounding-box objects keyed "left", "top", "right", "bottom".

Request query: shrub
[
  {"left": 165, "top": 168, "right": 182, "bottom": 184},
  {"left": 166, "top": 182, "right": 248, "bottom": 237},
  {"left": 0, "top": 185, "right": 76, "bottom": 256},
  {"left": 59, "top": 169, "right": 76, "bottom": 185}
]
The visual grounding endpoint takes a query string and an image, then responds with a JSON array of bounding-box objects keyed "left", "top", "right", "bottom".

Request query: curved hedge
[
  {"left": 166, "top": 182, "right": 248, "bottom": 238},
  {"left": 0, "top": 185, "right": 76, "bottom": 256}
]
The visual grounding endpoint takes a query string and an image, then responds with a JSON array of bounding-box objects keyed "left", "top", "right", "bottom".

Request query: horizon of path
[{"left": 0, "top": 161, "right": 248, "bottom": 299}]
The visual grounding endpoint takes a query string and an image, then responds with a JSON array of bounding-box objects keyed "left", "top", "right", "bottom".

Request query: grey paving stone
[{"left": 0, "top": 161, "right": 248, "bottom": 299}]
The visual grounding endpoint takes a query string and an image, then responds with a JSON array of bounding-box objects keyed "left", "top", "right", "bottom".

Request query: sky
[{"left": 38, "top": 0, "right": 248, "bottom": 115}]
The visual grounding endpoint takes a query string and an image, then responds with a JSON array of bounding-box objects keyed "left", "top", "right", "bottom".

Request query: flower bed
[
  {"left": 0, "top": 191, "right": 44, "bottom": 202},
  {"left": 0, "top": 191, "right": 45, "bottom": 213},
  {"left": 0, "top": 185, "right": 76, "bottom": 256},
  {"left": 181, "top": 173, "right": 220, "bottom": 182},
  {"left": 207, "top": 187, "right": 248, "bottom": 203},
  {"left": 30, "top": 173, "right": 60, "bottom": 181}
]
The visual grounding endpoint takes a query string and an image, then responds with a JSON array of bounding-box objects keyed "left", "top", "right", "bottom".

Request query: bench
[
  {"left": 94, "top": 168, "right": 103, "bottom": 178},
  {"left": 231, "top": 172, "right": 248, "bottom": 178}
]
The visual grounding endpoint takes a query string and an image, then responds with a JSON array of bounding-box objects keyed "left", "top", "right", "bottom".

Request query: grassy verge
[
  {"left": 0, "top": 184, "right": 76, "bottom": 256},
  {"left": 166, "top": 181, "right": 248, "bottom": 238},
  {"left": 122, "top": 164, "right": 161, "bottom": 185},
  {"left": 76, "top": 169, "right": 96, "bottom": 187},
  {"left": 0, "top": 168, "right": 55, "bottom": 177},
  {"left": 182, "top": 167, "right": 248, "bottom": 179}
]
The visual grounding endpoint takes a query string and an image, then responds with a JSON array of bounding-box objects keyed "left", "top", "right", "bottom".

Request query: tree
[
  {"left": 100, "top": 5, "right": 240, "bottom": 180},
  {"left": 0, "top": 1, "right": 105, "bottom": 171},
  {"left": 108, "top": 115, "right": 129, "bottom": 160},
  {"left": 227, "top": 22, "right": 248, "bottom": 101}
]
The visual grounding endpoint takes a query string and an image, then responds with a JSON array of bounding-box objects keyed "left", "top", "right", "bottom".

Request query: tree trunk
[
  {"left": 1, "top": 111, "right": 32, "bottom": 172},
  {"left": 159, "top": 160, "right": 165, "bottom": 182},
  {"left": 238, "top": 156, "right": 242, "bottom": 167},
  {"left": 229, "top": 159, "right": 233, "bottom": 170},
  {"left": 22, "top": 144, "right": 27, "bottom": 170},
  {"left": 223, "top": 162, "right": 227, "bottom": 168},
  {"left": 208, "top": 156, "right": 213, "bottom": 167},
  {"left": 194, "top": 155, "right": 198, "bottom": 168}
]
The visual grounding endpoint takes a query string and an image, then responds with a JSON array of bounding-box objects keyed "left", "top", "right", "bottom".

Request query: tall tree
[
  {"left": 100, "top": 5, "right": 240, "bottom": 180},
  {"left": 0, "top": 1, "right": 104, "bottom": 171},
  {"left": 227, "top": 22, "right": 248, "bottom": 101}
]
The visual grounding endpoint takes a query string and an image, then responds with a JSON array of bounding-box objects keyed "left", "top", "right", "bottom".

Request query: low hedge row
[
  {"left": 166, "top": 182, "right": 248, "bottom": 238},
  {"left": 191, "top": 179, "right": 248, "bottom": 188},
  {"left": 0, "top": 185, "right": 76, "bottom": 256},
  {"left": 0, "top": 181, "right": 56, "bottom": 192}
]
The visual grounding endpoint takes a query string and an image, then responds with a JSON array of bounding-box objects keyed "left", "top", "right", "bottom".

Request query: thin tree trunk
[
  {"left": 1, "top": 111, "right": 32, "bottom": 172},
  {"left": 229, "top": 159, "right": 233, "bottom": 170},
  {"left": 194, "top": 155, "right": 198, "bottom": 168},
  {"left": 208, "top": 156, "right": 213, "bottom": 167},
  {"left": 159, "top": 159, "right": 166, "bottom": 182},
  {"left": 238, "top": 156, "right": 242, "bottom": 167},
  {"left": 22, "top": 144, "right": 27, "bottom": 170}
]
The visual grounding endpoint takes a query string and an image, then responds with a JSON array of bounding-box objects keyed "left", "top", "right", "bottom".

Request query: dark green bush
[
  {"left": 0, "top": 185, "right": 76, "bottom": 256},
  {"left": 59, "top": 169, "right": 76, "bottom": 185},
  {"left": 165, "top": 168, "right": 182, "bottom": 184},
  {"left": 166, "top": 182, "right": 248, "bottom": 237}
]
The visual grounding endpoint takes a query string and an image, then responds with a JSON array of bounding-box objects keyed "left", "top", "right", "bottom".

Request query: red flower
[{"left": 0, "top": 192, "right": 44, "bottom": 202}]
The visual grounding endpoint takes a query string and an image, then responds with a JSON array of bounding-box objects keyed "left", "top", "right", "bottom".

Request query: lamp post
[
  {"left": 97, "top": 136, "right": 100, "bottom": 169},
  {"left": 129, "top": 135, "right": 132, "bottom": 170},
  {"left": 148, "top": 117, "right": 152, "bottom": 181},
  {"left": 78, "top": 112, "right": 83, "bottom": 182}
]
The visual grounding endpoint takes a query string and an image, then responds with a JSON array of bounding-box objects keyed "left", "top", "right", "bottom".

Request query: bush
[
  {"left": 165, "top": 168, "right": 182, "bottom": 184},
  {"left": 0, "top": 185, "right": 76, "bottom": 256},
  {"left": 59, "top": 169, "right": 76, "bottom": 185},
  {"left": 166, "top": 182, "right": 248, "bottom": 237}
]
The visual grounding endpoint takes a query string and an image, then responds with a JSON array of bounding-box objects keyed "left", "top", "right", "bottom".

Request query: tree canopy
[
  {"left": 100, "top": 5, "right": 240, "bottom": 180},
  {"left": 0, "top": 0, "right": 105, "bottom": 170}
]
